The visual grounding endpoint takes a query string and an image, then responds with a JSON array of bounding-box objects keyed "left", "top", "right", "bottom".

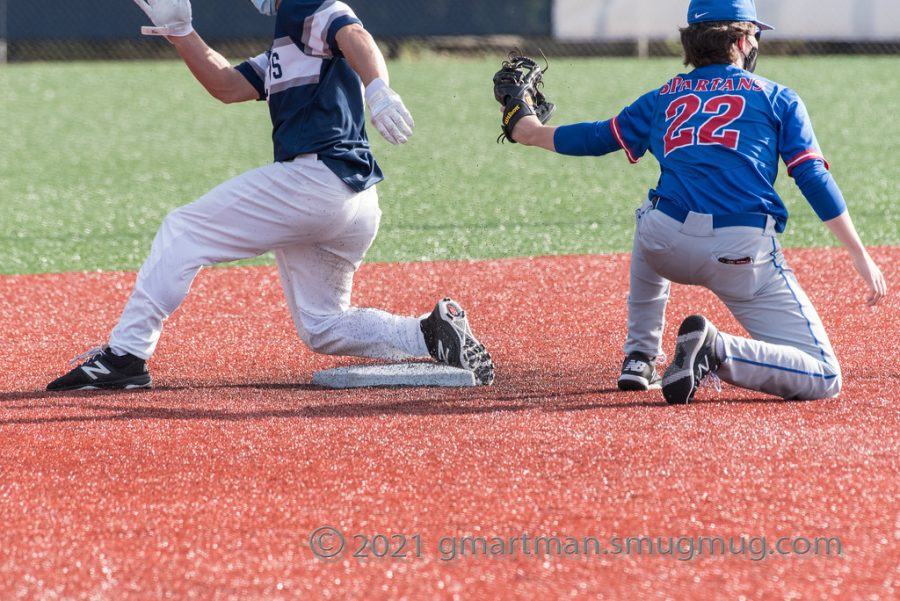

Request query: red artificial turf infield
[{"left": 0, "top": 247, "right": 897, "bottom": 599}]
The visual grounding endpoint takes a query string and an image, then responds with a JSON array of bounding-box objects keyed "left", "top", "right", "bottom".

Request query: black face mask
[{"left": 743, "top": 46, "right": 759, "bottom": 73}]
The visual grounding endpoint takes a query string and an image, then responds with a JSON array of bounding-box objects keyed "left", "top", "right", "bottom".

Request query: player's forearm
[
  {"left": 168, "top": 32, "right": 257, "bottom": 103},
  {"left": 824, "top": 211, "right": 887, "bottom": 305},
  {"left": 823, "top": 211, "right": 868, "bottom": 257},
  {"left": 512, "top": 116, "right": 557, "bottom": 151},
  {"left": 336, "top": 25, "right": 389, "bottom": 87}
]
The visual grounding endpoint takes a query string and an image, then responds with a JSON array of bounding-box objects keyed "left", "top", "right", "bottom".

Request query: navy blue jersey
[
  {"left": 614, "top": 63, "right": 828, "bottom": 231},
  {"left": 236, "top": 0, "right": 382, "bottom": 192}
]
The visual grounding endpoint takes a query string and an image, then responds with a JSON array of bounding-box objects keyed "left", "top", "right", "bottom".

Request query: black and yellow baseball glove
[{"left": 492, "top": 52, "right": 555, "bottom": 143}]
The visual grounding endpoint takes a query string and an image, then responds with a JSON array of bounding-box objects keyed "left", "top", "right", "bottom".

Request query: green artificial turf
[{"left": 1, "top": 56, "right": 897, "bottom": 274}]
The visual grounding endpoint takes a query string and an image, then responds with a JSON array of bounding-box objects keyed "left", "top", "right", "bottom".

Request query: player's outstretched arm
[
  {"left": 511, "top": 116, "right": 558, "bottom": 150},
  {"left": 133, "top": 0, "right": 257, "bottom": 103},
  {"left": 335, "top": 24, "right": 389, "bottom": 89},
  {"left": 791, "top": 159, "right": 886, "bottom": 306},
  {"left": 823, "top": 211, "right": 887, "bottom": 306},
  {"left": 337, "top": 24, "right": 414, "bottom": 145},
  {"left": 167, "top": 33, "right": 259, "bottom": 103}
]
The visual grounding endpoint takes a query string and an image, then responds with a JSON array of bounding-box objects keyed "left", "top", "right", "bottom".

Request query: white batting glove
[
  {"left": 133, "top": 0, "right": 194, "bottom": 37},
  {"left": 365, "top": 78, "right": 415, "bottom": 145}
]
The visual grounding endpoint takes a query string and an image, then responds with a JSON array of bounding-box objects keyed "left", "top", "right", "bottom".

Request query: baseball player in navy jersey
[
  {"left": 503, "top": 0, "right": 886, "bottom": 403},
  {"left": 48, "top": 0, "right": 494, "bottom": 390}
]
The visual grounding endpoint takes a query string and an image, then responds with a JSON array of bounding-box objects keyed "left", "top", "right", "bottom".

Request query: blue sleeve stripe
[{"left": 611, "top": 116, "right": 640, "bottom": 164}]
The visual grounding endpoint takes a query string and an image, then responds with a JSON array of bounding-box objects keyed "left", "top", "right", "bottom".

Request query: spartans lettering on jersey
[{"left": 660, "top": 76, "right": 766, "bottom": 95}]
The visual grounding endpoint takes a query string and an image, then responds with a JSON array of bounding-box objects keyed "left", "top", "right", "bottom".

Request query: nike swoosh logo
[{"left": 694, "top": 11, "right": 710, "bottom": 18}]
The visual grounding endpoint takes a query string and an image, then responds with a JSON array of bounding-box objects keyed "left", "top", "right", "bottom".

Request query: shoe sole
[
  {"left": 617, "top": 375, "right": 661, "bottom": 391},
  {"left": 462, "top": 343, "right": 494, "bottom": 386},
  {"left": 662, "top": 316, "right": 711, "bottom": 405},
  {"left": 438, "top": 301, "right": 494, "bottom": 386},
  {"left": 48, "top": 377, "right": 152, "bottom": 392},
  {"left": 457, "top": 334, "right": 494, "bottom": 386}
]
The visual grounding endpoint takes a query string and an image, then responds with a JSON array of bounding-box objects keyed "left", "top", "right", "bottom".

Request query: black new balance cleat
[
  {"left": 662, "top": 315, "right": 721, "bottom": 405},
  {"left": 420, "top": 298, "right": 495, "bottom": 385},
  {"left": 47, "top": 346, "right": 152, "bottom": 391},
  {"left": 617, "top": 352, "right": 662, "bottom": 391}
]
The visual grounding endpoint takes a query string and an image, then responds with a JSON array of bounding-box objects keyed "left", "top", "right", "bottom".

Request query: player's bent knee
[
  {"left": 810, "top": 354, "right": 842, "bottom": 399},
  {"left": 822, "top": 372, "right": 842, "bottom": 399},
  {"left": 822, "top": 360, "right": 842, "bottom": 399},
  {"left": 791, "top": 369, "right": 841, "bottom": 401}
]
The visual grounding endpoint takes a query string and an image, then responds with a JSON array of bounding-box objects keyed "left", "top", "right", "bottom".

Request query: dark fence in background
[
  {"left": 3, "top": 0, "right": 899, "bottom": 62},
  {"left": 3, "top": 0, "right": 553, "bottom": 61}
]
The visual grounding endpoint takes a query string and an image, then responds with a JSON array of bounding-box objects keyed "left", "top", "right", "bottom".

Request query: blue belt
[{"left": 651, "top": 197, "right": 769, "bottom": 229}]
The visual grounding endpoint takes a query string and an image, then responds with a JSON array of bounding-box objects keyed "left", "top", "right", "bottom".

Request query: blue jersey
[
  {"left": 236, "top": 0, "right": 382, "bottom": 192},
  {"left": 613, "top": 64, "right": 828, "bottom": 231}
]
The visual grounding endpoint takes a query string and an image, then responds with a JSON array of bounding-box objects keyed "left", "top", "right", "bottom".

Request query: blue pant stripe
[
  {"left": 727, "top": 355, "right": 837, "bottom": 379},
  {"left": 769, "top": 239, "right": 829, "bottom": 365}
]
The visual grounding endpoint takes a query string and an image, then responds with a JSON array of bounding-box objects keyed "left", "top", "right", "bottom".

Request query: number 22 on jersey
[{"left": 664, "top": 94, "right": 745, "bottom": 156}]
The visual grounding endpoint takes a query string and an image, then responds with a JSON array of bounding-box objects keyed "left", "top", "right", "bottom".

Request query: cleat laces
[
  {"left": 69, "top": 345, "right": 107, "bottom": 365},
  {"left": 700, "top": 371, "right": 722, "bottom": 393}
]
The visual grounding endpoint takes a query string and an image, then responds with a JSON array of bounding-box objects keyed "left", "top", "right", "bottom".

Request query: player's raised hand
[
  {"left": 365, "top": 79, "right": 415, "bottom": 145},
  {"left": 133, "top": 0, "right": 194, "bottom": 37}
]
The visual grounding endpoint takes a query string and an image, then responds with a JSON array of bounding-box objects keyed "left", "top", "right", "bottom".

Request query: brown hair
[{"left": 679, "top": 21, "right": 757, "bottom": 68}]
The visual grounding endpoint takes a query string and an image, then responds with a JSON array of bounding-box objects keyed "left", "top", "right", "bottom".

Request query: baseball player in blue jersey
[
  {"left": 503, "top": 0, "right": 886, "bottom": 403},
  {"left": 48, "top": 0, "right": 494, "bottom": 390}
]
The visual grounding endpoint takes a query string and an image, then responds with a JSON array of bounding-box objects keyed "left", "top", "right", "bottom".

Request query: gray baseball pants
[{"left": 624, "top": 198, "right": 841, "bottom": 400}]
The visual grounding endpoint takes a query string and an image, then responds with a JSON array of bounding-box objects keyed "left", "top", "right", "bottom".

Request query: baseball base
[{"left": 312, "top": 362, "right": 477, "bottom": 388}]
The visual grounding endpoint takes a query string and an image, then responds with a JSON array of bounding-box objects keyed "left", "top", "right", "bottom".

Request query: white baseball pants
[
  {"left": 109, "top": 155, "right": 429, "bottom": 362},
  {"left": 625, "top": 199, "right": 841, "bottom": 400}
]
